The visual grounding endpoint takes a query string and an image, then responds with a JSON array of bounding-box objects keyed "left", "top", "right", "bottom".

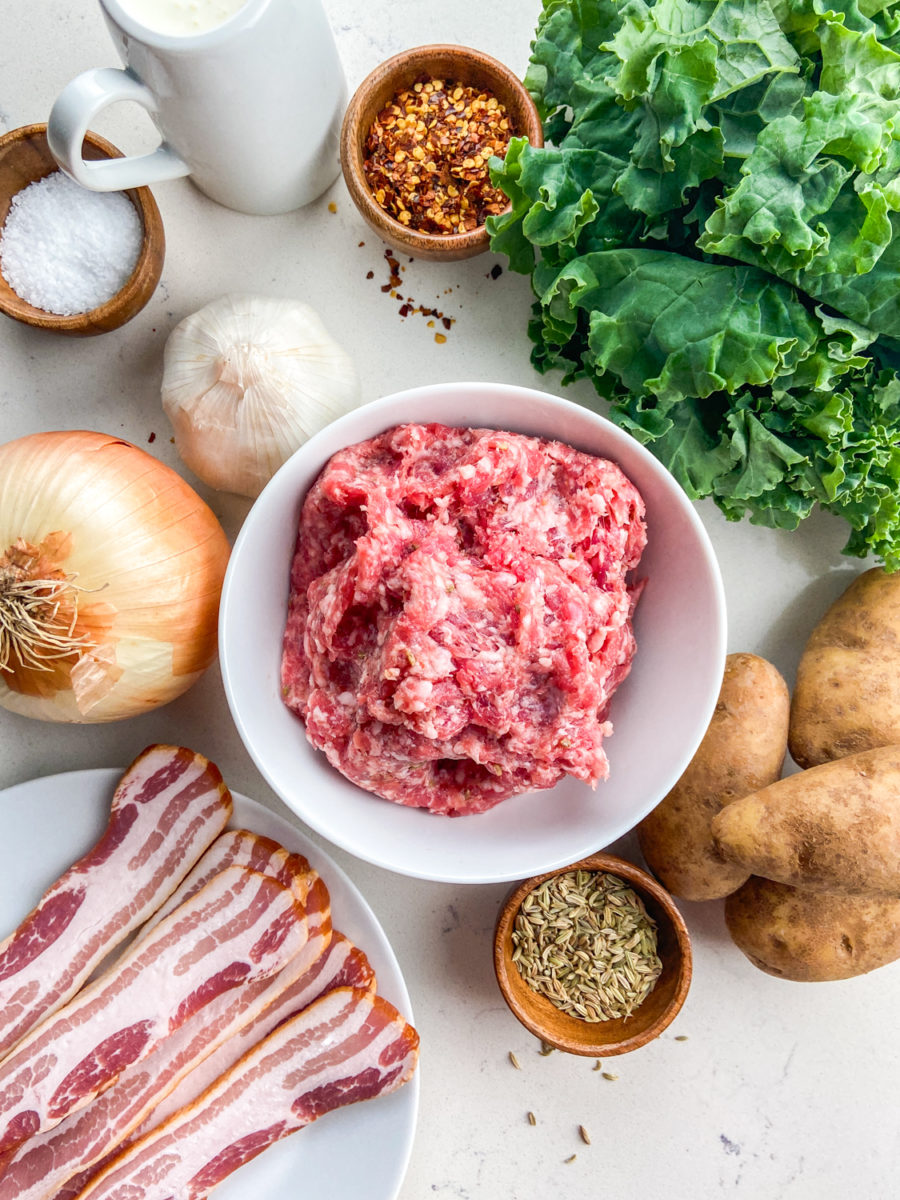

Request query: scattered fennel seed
[
  {"left": 565, "top": 1154, "right": 578, "bottom": 1164},
  {"left": 592, "top": 1060, "right": 603, "bottom": 1071},
  {"left": 527, "top": 1111, "right": 537, "bottom": 1126},
  {"left": 602, "top": 1072, "right": 618, "bottom": 1081},
  {"left": 509, "top": 1051, "right": 521, "bottom": 1070},
  {"left": 579, "top": 1125, "right": 591, "bottom": 1145},
  {"left": 675, "top": 1035, "right": 689, "bottom": 1042}
]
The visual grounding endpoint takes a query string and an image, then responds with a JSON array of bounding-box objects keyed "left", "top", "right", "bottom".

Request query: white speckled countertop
[{"left": 1, "top": 3, "right": 899, "bottom": 1198}]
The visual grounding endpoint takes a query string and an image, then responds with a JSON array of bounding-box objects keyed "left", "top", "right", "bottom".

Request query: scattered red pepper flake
[
  {"left": 366, "top": 270, "right": 374, "bottom": 279},
  {"left": 363, "top": 77, "right": 514, "bottom": 235},
  {"left": 328, "top": 201, "right": 338, "bottom": 213},
  {"left": 434, "top": 332, "right": 447, "bottom": 344},
  {"left": 375, "top": 248, "right": 457, "bottom": 336},
  {"left": 148, "top": 431, "right": 156, "bottom": 443}
]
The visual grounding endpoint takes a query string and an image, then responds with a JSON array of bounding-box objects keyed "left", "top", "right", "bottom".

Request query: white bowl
[{"left": 219, "top": 382, "right": 726, "bottom": 884}]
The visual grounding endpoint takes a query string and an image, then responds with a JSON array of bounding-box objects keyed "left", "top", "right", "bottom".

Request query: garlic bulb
[{"left": 161, "top": 294, "right": 361, "bottom": 498}]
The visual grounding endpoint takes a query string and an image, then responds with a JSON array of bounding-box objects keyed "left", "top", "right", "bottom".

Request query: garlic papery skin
[{"left": 161, "top": 294, "right": 361, "bottom": 498}]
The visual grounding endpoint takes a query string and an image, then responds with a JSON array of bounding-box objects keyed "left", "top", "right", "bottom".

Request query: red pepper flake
[
  {"left": 358, "top": 240, "right": 365, "bottom": 246},
  {"left": 377, "top": 247, "right": 456, "bottom": 335},
  {"left": 363, "top": 77, "right": 514, "bottom": 235},
  {"left": 328, "top": 201, "right": 338, "bottom": 213},
  {"left": 490, "top": 263, "right": 503, "bottom": 280},
  {"left": 366, "top": 270, "right": 374, "bottom": 279},
  {"left": 434, "top": 332, "right": 447, "bottom": 344},
  {"left": 148, "top": 431, "right": 156, "bottom": 443}
]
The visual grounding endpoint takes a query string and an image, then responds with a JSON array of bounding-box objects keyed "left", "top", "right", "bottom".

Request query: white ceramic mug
[{"left": 47, "top": 0, "right": 347, "bottom": 214}]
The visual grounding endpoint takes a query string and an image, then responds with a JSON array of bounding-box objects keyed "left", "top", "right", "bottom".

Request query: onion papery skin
[{"left": 0, "top": 431, "right": 231, "bottom": 722}]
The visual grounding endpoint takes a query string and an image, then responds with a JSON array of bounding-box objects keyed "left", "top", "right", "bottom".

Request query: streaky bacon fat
[
  {"left": 0, "top": 865, "right": 308, "bottom": 1156},
  {"left": 0, "top": 745, "right": 232, "bottom": 1061},
  {"left": 129, "top": 932, "right": 375, "bottom": 1138},
  {"left": 50, "top": 933, "right": 371, "bottom": 1200},
  {"left": 139, "top": 830, "right": 320, "bottom": 939},
  {"left": 72, "top": 986, "right": 419, "bottom": 1200},
  {"left": 0, "top": 869, "right": 333, "bottom": 1200}
]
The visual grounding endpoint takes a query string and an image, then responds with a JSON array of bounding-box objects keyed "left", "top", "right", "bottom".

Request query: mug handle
[{"left": 47, "top": 67, "right": 191, "bottom": 191}]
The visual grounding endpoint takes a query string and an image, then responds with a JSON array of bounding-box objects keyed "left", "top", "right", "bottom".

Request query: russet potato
[
  {"left": 725, "top": 876, "right": 900, "bottom": 982},
  {"left": 790, "top": 568, "right": 900, "bottom": 769},
  {"left": 711, "top": 745, "right": 900, "bottom": 897},
  {"left": 637, "top": 653, "right": 789, "bottom": 901}
]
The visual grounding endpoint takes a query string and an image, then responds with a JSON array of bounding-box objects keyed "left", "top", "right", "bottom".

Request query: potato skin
[
  {"left": 711, "top": 745, "right": 900, "bottom": 896},
  {"left": 790, "top": 568, "right": 900, "bottom": 769},
  {"left": 637, "top": 653, "right": 788, "bottom": 901},
  {"left": 724, "top": 876, "right": 900, "bottom": 981}
]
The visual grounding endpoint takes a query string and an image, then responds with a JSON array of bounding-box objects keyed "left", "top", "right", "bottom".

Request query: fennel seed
[
  {"left": 527, "top": 1111, "right": 537, "bottom": 1126},
  {"left": 565, "top": 1154, "right": 577, "bottom": 1164},
  {"left": 602, "top": 1071, "right": 618, "bottom": 1081},
  {"left": 510, "top": 870, "right": 663, "bottom": 1022},
  {"left": 509, "top": 1051, "right": 521, "bottom": 1070},
  {"left": 579, "top": 1125, "right": 591, "bottom": 1145}
]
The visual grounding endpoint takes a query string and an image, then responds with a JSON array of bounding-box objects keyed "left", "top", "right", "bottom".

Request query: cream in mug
[{"left": 116, "top": 0, "right": 248, "bottom": 36}]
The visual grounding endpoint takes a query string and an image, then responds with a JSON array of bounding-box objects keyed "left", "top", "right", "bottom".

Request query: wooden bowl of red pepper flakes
[{"left": 340, "top": 44, "right": 543, "bottom": 262}]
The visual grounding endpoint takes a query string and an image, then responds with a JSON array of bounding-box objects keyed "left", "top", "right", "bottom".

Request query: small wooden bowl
[
  {"left": 340, "top": 44, "right": 543, "bottom": 262},
  {"left": 494, "top": 853, "right": 692, "bottom": 1056},
  {"left": 0, "top": 123, "right": 164, "bottom": 335}
]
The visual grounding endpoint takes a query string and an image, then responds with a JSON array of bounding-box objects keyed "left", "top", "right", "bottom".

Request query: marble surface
[{"left": 0, "top": 3, "right": 898, "bottom": 1198}]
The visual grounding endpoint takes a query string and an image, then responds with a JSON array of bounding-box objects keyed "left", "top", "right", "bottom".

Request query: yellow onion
[{"left": 0, "top": 430, "right": 230, "bottom": 722}]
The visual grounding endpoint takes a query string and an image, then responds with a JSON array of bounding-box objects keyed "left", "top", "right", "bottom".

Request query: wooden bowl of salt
[
  {"left": 0, "top": 123, "right": 164, "bottom": 335},
  {"left": 494, "top": 853, "right": 692, "bottom": 1056}
]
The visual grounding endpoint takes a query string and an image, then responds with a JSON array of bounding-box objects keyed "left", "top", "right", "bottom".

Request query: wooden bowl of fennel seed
[{"left": 493, "top": 853, "right": 692, "bottom": 1056}]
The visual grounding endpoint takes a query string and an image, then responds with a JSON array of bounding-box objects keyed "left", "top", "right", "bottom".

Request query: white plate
[
  {"left": 0, "top": 768, "right": 419, "bottom": 1200},
  {"left": 220, "top": 382, "right": 727, "bottom": 884}
]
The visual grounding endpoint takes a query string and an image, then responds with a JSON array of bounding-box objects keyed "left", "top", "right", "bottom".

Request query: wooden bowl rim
[
  {"left": 340, "top": 43, "right": 543, "bottom": 259},
  {"left": 0, "top": 122, "right": 164, "bottom": 333},
  {"left": 493, "top": 852, "right": 693, "bottom": 1056}
]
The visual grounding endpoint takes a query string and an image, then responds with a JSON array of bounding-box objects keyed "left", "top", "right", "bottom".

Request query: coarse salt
[{"left": 0, "top": 171, "right": 142, "bottom": 315}]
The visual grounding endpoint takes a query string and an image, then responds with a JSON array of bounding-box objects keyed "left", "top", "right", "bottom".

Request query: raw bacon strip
[
  {"left": 74, "top": 987, "right": 419, "bottom": 1200},
  {"left": 0, "top": 866, "right": 308, "bottom": 1156},
  {"left": 0, "top": 745, "right": 232, "bottom": 1061},
  {"left": 139, "top": 830, "right": 319, "bottom": 939},
  {"left": 0, "top": 878, "right": 334, "bottom": 1200},
  {"left": 134, "top": 933, "right": 375, "bottom": 1135},
  {"left": 50, "top": 932, "right": 369, "bottom": 1200}
]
